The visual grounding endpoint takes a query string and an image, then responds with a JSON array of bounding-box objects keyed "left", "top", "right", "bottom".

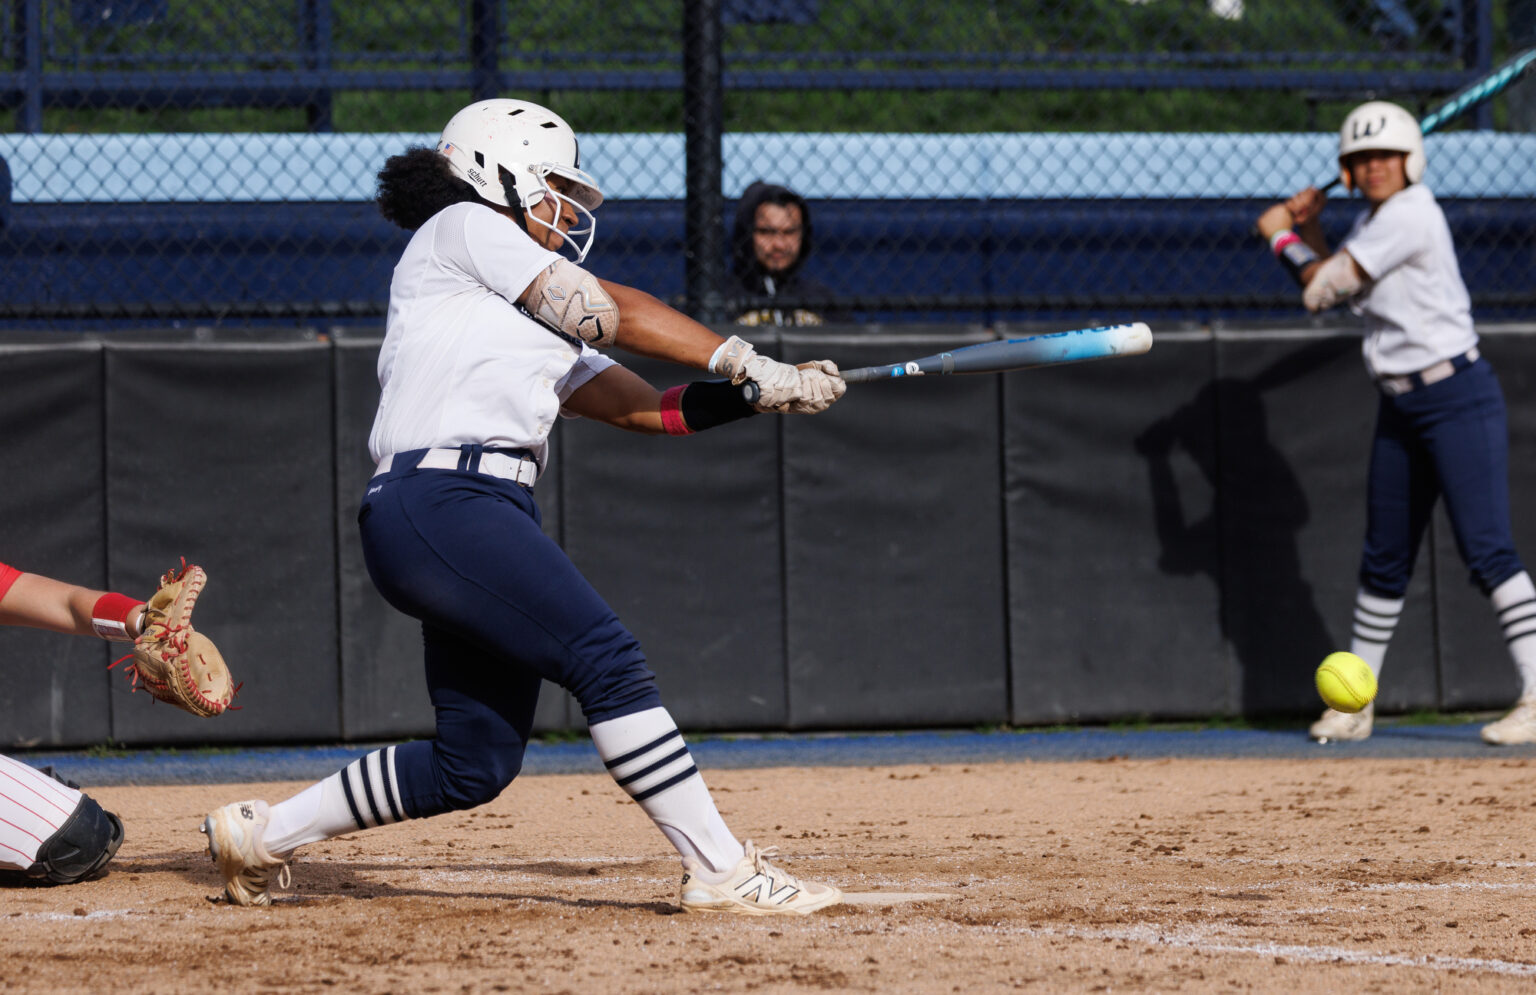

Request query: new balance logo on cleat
[
  {"left": 203, "top": 799, "right": 290, "bottom": 907},
  {"left": 735, "top": 873, "right": 799, "bottom": 905},
  {"left": 680, "top": 840, "right": 840, "bottom": 917}
]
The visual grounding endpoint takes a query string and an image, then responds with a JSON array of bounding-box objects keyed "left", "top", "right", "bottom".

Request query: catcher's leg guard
[{"left": 29, "top": 793, "right": 124, "bottom": 884}]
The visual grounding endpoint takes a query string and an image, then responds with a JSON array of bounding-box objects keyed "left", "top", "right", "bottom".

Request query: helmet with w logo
[{"left": 1338, "top": 100, "right": 1425, "bottom": 190}]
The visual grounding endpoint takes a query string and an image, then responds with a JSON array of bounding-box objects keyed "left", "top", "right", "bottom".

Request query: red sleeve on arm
[{"left": 0, "top": 561, "right": 21, "bottom": 604}]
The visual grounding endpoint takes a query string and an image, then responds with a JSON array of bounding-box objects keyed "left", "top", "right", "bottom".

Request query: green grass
[
  {"left": 81, "top": 742, "right": 246, "bottom": 757},
  {"left": 35, "top": 0, "right": 1521, "bottom": 134},
  {"left": 82, "top": 740, "right": 133, "bottom": 758},
  {"left": 531, "top": 728, "right": 586, "bottom": 745}
]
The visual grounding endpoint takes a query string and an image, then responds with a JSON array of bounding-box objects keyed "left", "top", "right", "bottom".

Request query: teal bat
[{"left": 1322, "top": 46, "right": 1536, "bottom": 193}]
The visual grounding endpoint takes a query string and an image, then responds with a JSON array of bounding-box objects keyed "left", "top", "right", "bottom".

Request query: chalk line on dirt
[
  {"left": 841, "top": 892, "right": 960, "bottom": 905},
  {"left": 1022, "top": 923, "right": 1536, "bottom": 977}
]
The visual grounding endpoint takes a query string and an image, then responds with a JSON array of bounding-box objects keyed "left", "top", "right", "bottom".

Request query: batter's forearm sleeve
[{"left": 659, "top": 381, "right": 759, "bottom": 435}]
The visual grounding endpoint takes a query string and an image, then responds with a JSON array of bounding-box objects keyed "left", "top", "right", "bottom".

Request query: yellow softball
[{"left": 1315, "top": 651, "right": 1377, "bottom": 714}]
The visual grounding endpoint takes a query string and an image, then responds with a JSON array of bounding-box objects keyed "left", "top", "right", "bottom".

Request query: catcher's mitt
[{"left": 112, "top": 561, "right": 236, "bottom": 718}]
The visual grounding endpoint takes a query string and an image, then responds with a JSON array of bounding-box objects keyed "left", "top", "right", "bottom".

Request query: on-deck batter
[{"left": 1256, "top": 100, "right": 1536, "bottom": 744}]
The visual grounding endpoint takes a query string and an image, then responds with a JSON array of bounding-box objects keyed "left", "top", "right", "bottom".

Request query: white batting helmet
[
  {"left": 1338, "top": 100, "right": 1425, "bottom": 190},
  {"left": 437, "top": 98, "right": 604, "bottom": 261}
]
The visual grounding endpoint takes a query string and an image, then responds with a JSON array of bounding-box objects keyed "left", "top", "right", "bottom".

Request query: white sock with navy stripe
[
  {"left": 263, "top": 746, "right": 409, "bottom": 856},
  {"left": 1348, "top": 588, "right": 1404, "bottom": 677},
  {"left": 1491, "top": 572, "right": 1536, "bottom": 697},
  {"left": 589, "top": 706, "right": 745, "bottom": 875}
]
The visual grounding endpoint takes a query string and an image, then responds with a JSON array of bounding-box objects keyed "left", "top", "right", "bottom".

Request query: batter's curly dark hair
[{"left": 377, "top": 146, "right": 529, "bottom": 232}]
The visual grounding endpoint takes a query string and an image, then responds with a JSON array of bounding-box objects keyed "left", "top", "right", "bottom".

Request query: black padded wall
[
  {"left": 333, "top": 335, "right": 438, "bottom": 740},
  {"left": 1212, "top": 330, "right": 1437, "bottom": 715},
  {"left": 1, "top": 324, "right": 1533, "bottom": 747},
  {"left": 1005, "top": 328, "right": 1227, "bottom": 723},
  {"left": 0, "top": 345, "right": 110, "bottom": 748},
  {"left": 104, "top": 340, "right": 340, "bottom": 743},
  {"left": 781, "top": 328, "right": 1008, "bottom": 729},
  {"left": 1433, "top": 330, "right": 1536, "bottom": 710},
  {"left": 559, "top": 348, "right": 786, "bottom": 730}
]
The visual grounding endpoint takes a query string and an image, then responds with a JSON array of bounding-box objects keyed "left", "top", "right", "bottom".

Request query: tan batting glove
[
  {"left": 741, "top": 354, "right": 806, "bottom": 411},
  {"left": 709, "top": 335, "right": 804, "bottom": 411},
  {"left": 784, "top": 360, "right": 846, "bottom": 414},
  {"left": 708, "top": 334, "right": 758, "bottom": 382}
]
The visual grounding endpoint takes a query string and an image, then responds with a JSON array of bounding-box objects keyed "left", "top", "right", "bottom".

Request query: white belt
[
  {"left": 373, "top": 448, "right": 539, "bottom": 487},
  {"left": 1376, "top": 347, "right": 1479, "bottom": 397}
]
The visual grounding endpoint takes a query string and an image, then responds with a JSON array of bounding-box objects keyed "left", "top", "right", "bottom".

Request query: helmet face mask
[
  {"left": 519, "top": 164, "right": 600, "bottom": 262},
  {"left": 438, "top": 98, "right": 603, "bottom": 262},
  {"left": 1338, "top": 100, "right": 1425, "bottom": 192}
]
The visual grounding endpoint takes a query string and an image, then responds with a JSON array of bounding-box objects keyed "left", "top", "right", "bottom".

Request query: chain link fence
[{"left": 2, "top": 0, "right": 1534, "bottom": 325}]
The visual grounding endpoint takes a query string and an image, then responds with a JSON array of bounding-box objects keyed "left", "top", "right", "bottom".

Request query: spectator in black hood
[{"left": 731, "top": 180, "right": 842, "bottom": 327}]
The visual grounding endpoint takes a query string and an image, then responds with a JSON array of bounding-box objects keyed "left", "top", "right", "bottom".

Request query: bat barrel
[
  {"left": 946, "top": 321, "right": 1151, "bottom": 374},
  {"left": 742, "top": 321, "right": 1152, "bottom": 401}
]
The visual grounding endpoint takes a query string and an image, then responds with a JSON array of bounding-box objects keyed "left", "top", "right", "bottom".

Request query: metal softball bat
[
  {"left": 741, "top": 322, "right": 1152, "bottom": 402},
  {"left": 1321, "top": 45, "right": 1536, "bottom": 194},
  {"left": 837, "top": 321, "right": 1153, "bottom": 382}
]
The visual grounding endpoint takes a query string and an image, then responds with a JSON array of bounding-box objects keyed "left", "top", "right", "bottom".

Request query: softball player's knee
[
  {"left": 31, "top": 793, "right": 124, "bottom": 884},
  {"left": 432, "top": 745, "right": 523, "bottom": 811}
]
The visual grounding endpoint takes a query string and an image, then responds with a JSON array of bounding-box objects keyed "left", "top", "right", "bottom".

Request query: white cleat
[
  {"left": 1481, "top": 697, "right": 1536, "bottom": 745},
  {"left": 202, "top": 800, "right": 291, "bottom": 906},
  {"left": 1309, "top": 703, "right": 1374, "bottom": 743},
  {"left": 680, "top": 840, "right": 842, "bottom": 917}
]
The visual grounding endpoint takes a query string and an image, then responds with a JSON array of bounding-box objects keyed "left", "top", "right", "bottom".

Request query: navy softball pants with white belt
[
  {"left": 357, "top": 447, "right": 662, "bottom": 820},
  {"left": 1361, "top": 358, "right": 1525, "bottom": 598}
]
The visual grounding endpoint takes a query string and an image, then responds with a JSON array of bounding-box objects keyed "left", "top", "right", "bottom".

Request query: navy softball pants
[
  {"left": 1360, "top": 358, "right": 1524, "bottom": 598},
  {"left": 357, "top": 447, "right": 662, "bottom": 820}
]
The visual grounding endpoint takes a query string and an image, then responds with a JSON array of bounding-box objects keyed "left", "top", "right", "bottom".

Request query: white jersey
[
  {"left": 1340, "top": 183, "right": 1477, "bottom": 377},
  {"left": 368, "top": 201, "right": 616, "bottom": 467},
  {"left": 0, "top": 753, "right": 81, "bottom": 870}
]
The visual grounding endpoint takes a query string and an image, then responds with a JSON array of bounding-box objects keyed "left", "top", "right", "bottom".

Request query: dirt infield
[{"left": 6, "top": 756, "right": 1536, "bottom": 993}]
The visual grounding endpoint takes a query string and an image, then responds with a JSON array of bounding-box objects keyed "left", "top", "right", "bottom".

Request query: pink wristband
[
  {"left": 1270, "top": 229, "right": 1301, "bottom": 256},
  {"left": 660, "top": 385, "right": 693, "bottom": 436},
  {"left": 91, "top": 593, "right": 144, "bottom": 642}
]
